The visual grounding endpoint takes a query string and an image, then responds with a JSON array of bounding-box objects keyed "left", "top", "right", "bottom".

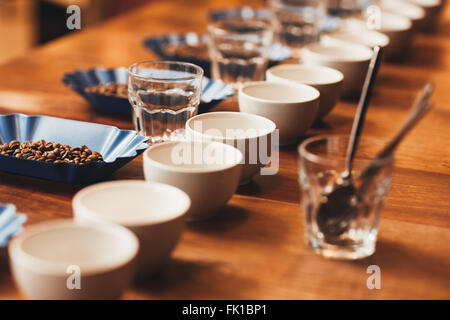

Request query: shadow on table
[
  {"left": 0, "top": 251, "right": 12, "bottom": 284},
  {"left": 187, "top": 204, "right": 250, "bottom": 233},
  {"left": 344, "top": 239, "right": 450, "bottom": 282},
  {"left": 376, "top": 72, "right": 431, "bottom": 92},
  {"left": 402, "top": 42, "right": 446, "bottom": 70},
  {"left": 238, "top": 173, "right": 285, "bottom": 198},
  {"left": 133, "top": 257, "right": 257, "bottom": 299}
]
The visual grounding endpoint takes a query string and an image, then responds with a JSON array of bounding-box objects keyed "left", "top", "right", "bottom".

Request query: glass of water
[
  {"left": 326, "top": 0, "right": 368, "bottom": 17},
  {"left": 207, "top": 18, "right": 273, "bottom": 89},
  {"left": 269, "top": 0, "right": 326, "bottom": 58},
  {"left": 298, "top": 135, "right": 393, "bottom": 259},
  {"left": 326, "top": 0, "right": 371, "bottom": 30},
  {"left": 128, "top": 61, "right": 203, "bottom": 144}
]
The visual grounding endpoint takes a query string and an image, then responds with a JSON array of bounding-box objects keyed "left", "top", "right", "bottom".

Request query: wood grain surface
[{"left": 0, "top": 0, "right": 449, "bottom": 299}]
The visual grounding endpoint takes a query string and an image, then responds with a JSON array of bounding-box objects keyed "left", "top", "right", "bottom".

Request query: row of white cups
[{"left": 7, "top": 0, "right": 446, "bottom": 300}]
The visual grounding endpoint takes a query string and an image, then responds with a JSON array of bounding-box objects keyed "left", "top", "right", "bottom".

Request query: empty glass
[
  {"left": 298, "top": 135, "right": 393, "bottom": 259},
  {"left": 128, "top": 61, "right": 203, "bottom": 144},
  {"left": 269, "top": 0, "right": 326, "bottom": 57},
  {"left": 326, "top": 0, "right": 366, "bottom": 17},
  {"left": 326, "top": 0, "right": 373, "bottom": 30},
  {"left": 207, "top": 18, "right": 273, "bottom": 89}
]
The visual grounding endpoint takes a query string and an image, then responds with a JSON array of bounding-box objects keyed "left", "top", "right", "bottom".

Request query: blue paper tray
[
  {"left": 62, "top": 67, "right": 233, "bottom": 115},
  {"left": 143, "top": 33, "right": 292, "bottom": 78},
  {"left": 0, "top": 114, "right": 148, "bottom": 183},
  {"left": 0, "top": 204, "right": 26, "bottom": 248}
]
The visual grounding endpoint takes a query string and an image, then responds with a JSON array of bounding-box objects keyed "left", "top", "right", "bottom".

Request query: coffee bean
[
  {"left": 9, "top": 140, "right": 20, "bottom": 149},
  {"left": 0, "top": 140, "right": 104, "bottom": 165},
  {"left": 85, "top": 83, "right": 129, "bottom": 98}
]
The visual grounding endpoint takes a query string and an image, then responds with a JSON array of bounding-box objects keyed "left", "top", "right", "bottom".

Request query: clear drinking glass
[
  {"left": 298, "top": 135, "right": 394, "bottom": 259},
  {"left": 128, "top": 61, "right": 203, "bottom": 144},
  {"left": 207, "top": 18, "right": 273, "bottom": 89},
  {"left": 269, "top": 0, "right": 326, "bottom": 58},
  {"left": 326, "top": 0, "right": 371, "bottom": 30},
  {"left": 326, "top": 0, "right": 363, "bottom": 16}
]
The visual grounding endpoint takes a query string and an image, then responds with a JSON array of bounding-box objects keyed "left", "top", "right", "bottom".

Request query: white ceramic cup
[
  {"left": 266, "top": 64, "right": 343, "bottom": 121},
  {"left": 73, "top": 180, "right": 190, "bottom": 276},
  {"left": 301, "top": 42, "right": 373, "bottom": 97},
  {"left": 406, "top": 0, "right": 442, "bottom": 32},
  {"left": 239, "top": 81, "right": 319, "bottom": 145},
  {"left": 321, "top": 29, "right": 390, "bottom": 51},
  {"left": 380, "top": 0, "right": 426, "bottom": 32},
  {"left": 8, "top": 219, "right": 139, "bottom": 299},
  {"left": 376, "top": 12, "right": 413, "bottom": 61},
  {"left": 186, "top": 111, "right": 276, "bottom": 184},
  {"left": 352, "top": 12, "right": 412, "bottom": 61},
  {"left": 143, "top": 140, "right": 242, "bottom": 221}
]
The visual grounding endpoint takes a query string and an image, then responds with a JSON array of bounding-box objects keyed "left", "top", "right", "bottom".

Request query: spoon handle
[
  {"left": 345, "top": 46, "right": 382, "bottom": 176},
  {"left": 360, "top": 83, "right": 434, "bottom": 182}
]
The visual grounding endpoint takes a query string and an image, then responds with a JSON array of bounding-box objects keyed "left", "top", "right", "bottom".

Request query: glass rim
[
  {"left": 207, "top": 18, "right": 272, "bottom": 36},
  {"left": 269, "top": 0, "right": 326, "bottom": 10},
  {"left": 298, "top": 134, "right": 394, "bottom": 167},
  {"left": 127, "top": 60, "right": 204, "bottom": 81}
]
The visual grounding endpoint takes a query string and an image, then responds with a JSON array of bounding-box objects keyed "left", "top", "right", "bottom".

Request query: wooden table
[{"left": 0, "top": 0, "right": 449, "bottom": 300}]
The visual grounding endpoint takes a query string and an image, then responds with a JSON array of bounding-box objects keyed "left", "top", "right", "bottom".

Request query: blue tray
[
  {"left": 0, "top": 204, "right": 26, "bottom": 248},
  {"left": 0, "top": 114, "right": 148, "bottom": 183},
  {"left": 143, "top": 33, "right": 292, "bottom": 77},
  {"left": 62, "top": 67, "right": 233, "bottom": 115}
]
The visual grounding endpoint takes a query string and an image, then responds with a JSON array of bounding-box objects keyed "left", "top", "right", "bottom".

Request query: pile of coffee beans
[
  {"left": 85, "top": 83, "right": 128, "bottom": 98},
  {"left": 164, "top": 42, "right": 209, "bottom": 60},
  {"left": 0, "top": 140, "right": 104, "bottom": 165}
]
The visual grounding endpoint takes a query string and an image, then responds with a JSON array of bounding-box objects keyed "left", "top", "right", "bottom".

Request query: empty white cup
[
  {"left": 266, "top": 64, "right": 343, "bottom": 121},
  {"left": 186, "top": 112, "right": 276, "bottom": 184},
  {"left": 143, "top": 140, "right": 242, "bottom": 220},
  {"left": 406, "top": 0, "right": 442, "bottom": 32},
  {"left": 301, "top": 42, "right": 373, "bottom": 97},
  {"left": 379, "top": 0, "right": 426, "bottom": 31},
  {"left": 354, "top": 12, "right": 412, "bottom": 61},
  {"left": 321, "top": 28, "right": 390, "bottom": 51},
  {"left": 9, "top": 219, "right": 139, "bottom": 299},
  {"left": 239, "top": 81, "right": 319, "bottom": 145},
  {"left": 73, "top": 180, "right": 190, "bottom": 276}
]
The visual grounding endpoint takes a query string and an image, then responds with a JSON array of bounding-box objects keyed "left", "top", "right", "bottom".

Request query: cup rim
[
  {"left": 408, "top": 0, "right": 441, "bottom": 8},
  {"left": 73, "top": 180, "right": 191, "bottom": 227},
  {"left": 324, "top": 30, "right": 390, "bottom": 48},
  {"left": 186, "top": 111, "right": 277, "bottom": 141},
  {"left": 377, "top": 12, "right": 413, "bottom": 32},
  {"left": 143, "top": 140, "right": 243, "bottom": 174},
  {"left": 127, "top": 60, "right": 204, "bottom": 81},
  {"left": 239, "top": 81, "right": 320, "bottom": 104},
  {"left": 298, "top": 134, "right": 394, "bottom": 167},
  {"left": 380, "top": 0, "right": 426, "bottom": 20},
  {"left": 207, "top": 17, "right": 272, "bottom": 35},
  {"left": 266, "top": 64, "right": 344, "bottom": 86},
  {"left": 302, "top": 42, "right": 373, "bottom": 62},
  {"left": 8, "top": 219, "right": 139, "bottom": 275}
]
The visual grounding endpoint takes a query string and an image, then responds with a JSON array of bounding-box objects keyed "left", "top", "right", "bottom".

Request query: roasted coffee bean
[
  {"left": 9, "top": 140, "right": 20, "bottom": 149},
  {"left": 0, "top": 140, "right": 104, "bottom": 165},
  {"left": 85, "top": 83, "right": 129, "bottom": 98}
]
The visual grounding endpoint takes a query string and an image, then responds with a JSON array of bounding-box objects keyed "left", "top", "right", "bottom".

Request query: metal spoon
[
  {"left": 316, "top": 46, "right": 382, "bottom": 237},
  {"left": 357, "top": 83, "right": 434, "bottom": 196},
  {"left": 317, "top": 83, "right": 434, "bottom": 238}
]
